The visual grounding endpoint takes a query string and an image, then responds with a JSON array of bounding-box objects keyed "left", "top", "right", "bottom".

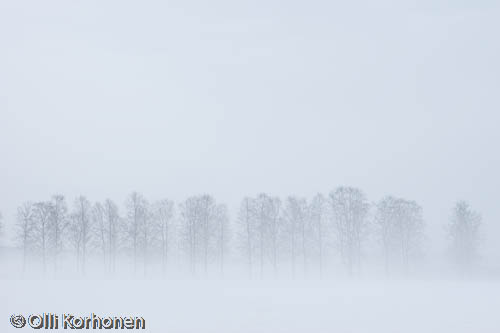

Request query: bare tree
[
  {"left": 254, "top": 194, "right": 270, "bottom": 278},
  {"left": 200, "top": 195, "right": 216, "bottom": 275},
  {"left": 179, "top": 194, "right": 222, "bottom": 276},
  {"left": 237, "top": 197, "right": 256, "bottom": 278},
  {"left": 92, "top": 202, "right": 107, "bottom": 269},
  {"left": 32, "top": 202, "right": 52, "bottom": 274},
  {"left": 374, "top": 196, "right": 397, "bottom": 275},
  {"left": 397, "top": 199, "right": 424, "bottom": 273},
  {"left": 92, "top": 199, "right": 122, "bottom": 274},
  {"left": 448, "top": 201, "right": 481, "bottom": 273},
  {"left": 16, "top": 203, "right": 35, "bottom": 272},
  {"left": 180, "top": 196, "right": 199, "bottom": 275},
  {"left": 49, "top": 195, "right": 68, "bottom": 273},
  {"left": 329, "top": 187, "right": 369, "bottom": 276},
  {"left": 375, "top": 196, "right": 424, "bottom": 275},
  {"left": 68, "top": 214, "right": 82, "bottom": 273},
  {"left": 269, "top": 196, "right": 281, "bottom": 275},
  {"left": 152, "top": 199, "right": 174, "bottom": 276},
  {"left": 237, "top": 194, "right": 282, "bottom": 278},
  {"left": 141, "top": 202, "right": 154, "bottom": 276},
  {"left": 125, "top": 192, "right": 148, "bottom": 274},
  {"left": 309, "top": 193, "right": 326, "bottom": 277},
  {"left": 103, "top": 199, "right": 120, "bottom": 273},
  {"left": 215, "top": 204, "right": 230, "bottom": 275},
  {"left": 283, "top": 196, "right": 308, "bottom": 278},
  {"left": 71, "top": 196, "right": 92, "bottom": 275}
]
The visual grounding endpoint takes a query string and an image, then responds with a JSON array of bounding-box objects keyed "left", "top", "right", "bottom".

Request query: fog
[
  {"left": 3, "top": 279, "right": 500, "bottom": 333},
  {"left": 1, "top": 0, "right": 499, "bottom": 332}
]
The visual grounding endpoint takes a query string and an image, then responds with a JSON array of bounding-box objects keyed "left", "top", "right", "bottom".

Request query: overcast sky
[{"left": 1, "top": 0, "right": 499, "bottom": 256}]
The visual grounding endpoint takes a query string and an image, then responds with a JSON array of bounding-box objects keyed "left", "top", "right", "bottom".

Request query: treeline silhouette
[{"left": 3, "top": 187, "right": 482, "bottom": 278}]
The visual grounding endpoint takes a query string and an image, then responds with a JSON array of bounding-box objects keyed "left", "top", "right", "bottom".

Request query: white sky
[{"left": 1, "top": 0, "right": 499, "bottom": 256}]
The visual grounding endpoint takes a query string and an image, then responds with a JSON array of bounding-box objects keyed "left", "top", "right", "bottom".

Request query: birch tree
[
  {"left": 180, "top": 196, "right": 199, "bottom": 274},
  {"left": 49, "top": 195, "right": 68, "bottom": 273},
  {"left": 375, "top": 196, "right": 424, "bottom": 275},
  {"left": 92, "top": 202, "right": 107, "bottom": 269},
  {"left": 179, "top": 194, "right": 222, "bottom": 275},
  {"left": 200, "top": 195, "right": 215, "bottom": 275},
  {"left": 374, "top": 196, "right": 398, "bottom": 274},
  {"left": 237, "top": 194, "right": 282, "bottom": 278},
  {"left": 268, "top": 196, "right": 281, "bottom": 275},
  {"left": 309, "top": 193, "right": 326, "bottom": 277},
  {"left": 215, "top": 203, "right": 230, "bottom": 275},
  {"left": 71, "top": 196, "right": 92, "bottom": 275},
  {"left": 125, "top": 192, "right": 147, "bottom": 274},
  {"left": 238, "top": 197, "right": 256, "bottom": 277},
  {"left": 68, "top": 214, "right": 82, "bottom": 273},
  {"left": 396, "top": 199, "right": 424, "bottom": 273},
  {"left": 141, "top": 202, "right": 154, "bottom": 276},
  {"left": 329, "top": 187, "right": 369, "bottom": 276},
  {"left": 448, "top": 201, "right": 481, "bottom": 273},
  {"left": 152, "top": 199, "right": 174, "bottom": 275},
  {"left": 283, "top": 196, "right": 308, "bottom": 278},
  {"left": 91, "top": 199, "right": 120, "bottom": 272},
  {"left": 103, "top": 199, "right": 120, "bottom": 273},
  {"left": 32, "top": 202, "right": 52, "bottom": 274},
  {"left": 255, "top": 194, "right": 271, "bottom": 278},
  {"left": 16, "top": 203, "right": 34, "bottom": 272}
]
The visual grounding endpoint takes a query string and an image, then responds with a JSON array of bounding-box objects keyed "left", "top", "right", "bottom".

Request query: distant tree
[
  {"left": 375, "top": 196, "right": 397, "bottom": 274},
  {"left": 152, "top": 199, "right": 175, "bottom": 276},
  {"left": 70, "top": 196, "right": 92, "bottom": 275},
  {"left": 199, "top": 195, "right": 215, "bottom": 275},
  {"left": 396, "top": 199, "right": 424, "bottom": 273},
  {"left": 16, "top": 203, "right": 35, "bottom": 272},
  {"left": 375, "top": 196, "right": 424, "bottom": 275},
  {"left": 48, "top": 195, "right": 68, "bottom": 273},
  {"left": 448, "top": 201, "right": 481, "bottom": 273},
  {"left": 255, "top": 194, "right": 282, "bottom": 277},
  {"left": 68, "top": 214, "right": 82, "bottom": 273},
  {"left": 329, "top": 187, "right": 369, "bottom": 275},
  {"left": 255, "top": 194, "right": 270, "bottom": 278},
  {"left": 237, "top": 197, "right": 256, "bottom": 277},
  {"left": 309, "top": 193, "right": 327, "bottom": 277},
  {"left": 179, "top": 194, "right": 222, "bottom": 275},
  {"left": 73, "top": 198, "right": 120, "bottom": 275},
  {"left": 180, "top": 196, "right": 199, "bottom": 274},
  {"left": 125, "top": 192, "right": 148, "bottom": 274},
  {"left": 237, "top": 194, "right": 281, "bottom": 278},
  {"left": 283, "top": 196, "right": 308, "bottom": 278},
  {"left": 92, "top": 202, "right": 107, "bottom": 269},
  {"left": 215, "top": 203, "right": 230, "bottom": 275},
  {"left": 103, "top": 199, "right": 120, "bottom": 273},
  {"left": 32, "top": 202, "right": 52, "bottom": 274},
  {"left": 141, "top": 202, "right": 154, "bottom": 276},
  {"left": 268, "top": 196, "right": 281, "bottom": 275}
]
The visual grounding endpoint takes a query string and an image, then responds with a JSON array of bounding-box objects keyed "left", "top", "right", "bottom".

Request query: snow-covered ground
[{"left": 3, "top": 279, "right": 500, "bottom": 332}]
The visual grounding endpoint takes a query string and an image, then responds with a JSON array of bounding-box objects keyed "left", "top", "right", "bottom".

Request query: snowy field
[{"left": 3, "top": 279, "right": 500, "bottom": 333}]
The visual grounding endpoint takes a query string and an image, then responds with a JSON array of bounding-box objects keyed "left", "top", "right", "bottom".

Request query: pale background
[{"left": 1, "top": 0, "right": 499, "bottom": 261}]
